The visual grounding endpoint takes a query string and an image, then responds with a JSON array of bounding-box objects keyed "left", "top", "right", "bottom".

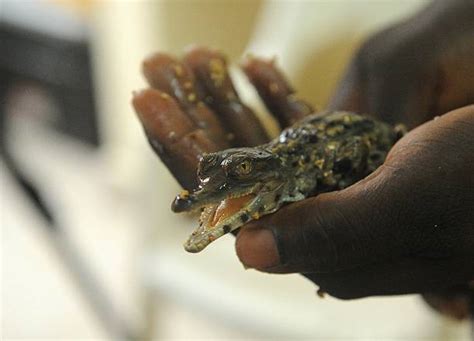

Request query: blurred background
[{"left": 1, "top": 0, "right": 472, "bottom": 340}]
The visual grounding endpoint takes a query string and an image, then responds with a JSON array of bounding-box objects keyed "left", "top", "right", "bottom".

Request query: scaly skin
[{"left": 172, "top": 111, "right": 404, "bottom": 252}]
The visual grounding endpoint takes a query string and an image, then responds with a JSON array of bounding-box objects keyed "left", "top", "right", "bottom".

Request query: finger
[
  {"left": 132, "top": 88, "right": 220, "bottom": 189},
  {"left": 184, "top": 46, "right": 269, "bottom": 147},
  {"left": 242, "top": 56, "right": 314, "bottom": 128},
  {"left": 236, "top": 185, "right": 473, "bottom": 297},
  {"left": 304, "top": 256, "right": 474, "bottom": 299},
  {"left": 142, "top": 53, "right": 229, "bottom": 148},
  {"left": 235, "top": 177, "right": 400, "bottom": 274},
  {"left": 235, "top": 162, "right": 434, "bottom": 274}
]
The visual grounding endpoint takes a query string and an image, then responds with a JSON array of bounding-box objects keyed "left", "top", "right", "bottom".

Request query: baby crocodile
[{"left": 172, "top": 111, "right": 405, "bottom": 252}]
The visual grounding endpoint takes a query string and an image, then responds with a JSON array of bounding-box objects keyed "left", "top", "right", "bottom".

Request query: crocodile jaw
[
  {"left": 183, "top": 188, "right": 258, "bottom": 253},
  {"left": 183, "top": 181, "right": 285, "bottom": 253}
]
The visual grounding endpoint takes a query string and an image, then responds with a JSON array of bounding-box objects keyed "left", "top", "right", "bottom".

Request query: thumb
[{"left": 235, "top": 165, "right": 411, "bottom": 274}]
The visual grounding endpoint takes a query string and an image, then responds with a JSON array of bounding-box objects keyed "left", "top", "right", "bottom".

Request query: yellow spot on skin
[
  {"left": 209, "top": 58, "right": 225, "bottom": 87},
  {"left": 160, "top": 93, "right": 170, "bottom": 99},
  {"left": 343, "top": 115, "right": 352, "bottom": 124},
  {"left": 180, "top": 190, "right": 190, "bottom": 199},
  {"left": 323, "top": 171, "right": 337, "bottom": 186},
  {"left": 269, "top": 82, "right": 279, "bottom": 94},
  {"left": 327, "top": 126, "right": 344, "bottom": 136},
  {"left": 187, "top": 93, "right": 196, "bottom": 102},
  {"left": 314, "top": 159, "right": 324, "bottom": 169},
  {"left": 251, "top": 212, "right": 260, "bottom": 220},
  {"left": 173, "top": 64, "right": 184, "bottom": 77}
]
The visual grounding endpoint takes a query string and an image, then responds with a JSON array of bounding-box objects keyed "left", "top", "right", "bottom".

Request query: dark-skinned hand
[
  {"left": 327, "top": 0, "right": 474, "bottom": 318},
  {"left": 132, "top": 0, "right": 474, "bottom": 321}
]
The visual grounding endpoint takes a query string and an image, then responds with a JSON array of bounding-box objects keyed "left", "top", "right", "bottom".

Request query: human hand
[
  {"left": 236, "top": 106, "right": 474, "bottom": 300},
  {"left": 237, "top": 1, "right": 474, "bottom": 310},
  {"left": 132, "top": 47, "right": 313, "bottom": 191},
  {"left": 326, "top": 0, "right": 474, "bottom": 314}
]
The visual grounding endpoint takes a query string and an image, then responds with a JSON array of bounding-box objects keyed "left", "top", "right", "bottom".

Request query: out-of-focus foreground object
[{"left": 1, "top": 0, "right": 141, "bottom": 339}]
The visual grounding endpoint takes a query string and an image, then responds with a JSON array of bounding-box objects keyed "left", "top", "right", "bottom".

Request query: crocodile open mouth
[
  {"left": 203, "top": 193, "right": 256, "bottom": 228},
  {"left": 183, "top": 190, "right": 258, "bottom": 253}
]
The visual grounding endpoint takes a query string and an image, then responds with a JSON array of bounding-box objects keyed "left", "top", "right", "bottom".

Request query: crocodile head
[{"left": 172, "top": 147, "right": 292, "bottom": 252}]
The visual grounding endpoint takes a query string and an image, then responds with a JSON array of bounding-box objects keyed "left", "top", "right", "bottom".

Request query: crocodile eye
[{"left": 236, "top": 160, "right": 252, "bottom": 175}]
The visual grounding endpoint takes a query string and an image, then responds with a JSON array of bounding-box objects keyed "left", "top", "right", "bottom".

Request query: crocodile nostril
[{"left": 171, "top": 195, "right": 194, "bottom": 212}]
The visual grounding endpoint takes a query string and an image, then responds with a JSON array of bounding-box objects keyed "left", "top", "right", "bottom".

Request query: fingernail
[{"left": 235, "top": 227, "right": 280, "bottom": 270}]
